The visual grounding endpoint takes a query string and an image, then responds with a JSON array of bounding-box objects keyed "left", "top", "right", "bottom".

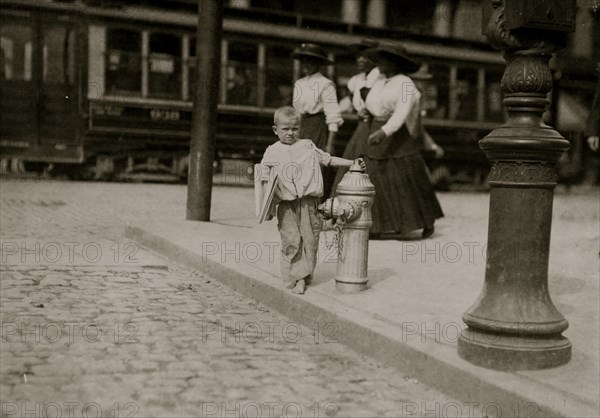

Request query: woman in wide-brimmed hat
[
  {"left": 363, "top": 43, "right": 443, "bottom": 239},
  {"left": 291, "top": 43, "right": 343, "bottom": 198},
  {"left": 331, "top": 38, "right": 384, "bottom": 196}
]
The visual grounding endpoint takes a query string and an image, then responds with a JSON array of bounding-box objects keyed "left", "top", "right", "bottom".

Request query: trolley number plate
[{"left": 150, "top": 109, "right": 180, "bottom": 121}]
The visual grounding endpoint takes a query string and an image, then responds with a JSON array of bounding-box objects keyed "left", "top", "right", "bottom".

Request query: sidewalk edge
[{"left": 125, "top": 224, "right": 595, "bottom": 418}]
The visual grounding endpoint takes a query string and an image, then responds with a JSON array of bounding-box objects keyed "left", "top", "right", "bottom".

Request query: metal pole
[{"left": 186, "top": 0, "right": 223, "bottom": 221}]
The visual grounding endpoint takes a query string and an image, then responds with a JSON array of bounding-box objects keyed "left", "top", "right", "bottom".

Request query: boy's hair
[{"left": 273, "top": 106, "right": 300, "bottom": 125}]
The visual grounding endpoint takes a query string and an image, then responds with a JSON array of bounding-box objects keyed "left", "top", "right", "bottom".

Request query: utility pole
[{"left": 186, "top": 0, "right": 223, "bottom": 221}]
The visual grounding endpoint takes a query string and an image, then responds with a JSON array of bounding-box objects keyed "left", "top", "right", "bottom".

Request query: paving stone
[
  {"left": 1, "top": 279, "right": 35, "bottom": 287},
  {"left": 2, "top": 271, "right": 27, "bottom": 280},
  {"left": 1, "top": 289, "right": 26, "bottom": 299},
  {"left": 46, "top": 266, "right": 73, "bottom": 271},
  {"left": 73, "top": 266, "right": 112, "bottom": 272},
  {"left": 127, "top": 360, "right": 160, "bottom": 372},
  {"left": 136, "top": 273, "right": 166, "bottom": 280},
  {"left": 107, "top": 276, "right": 137, "bottom": 284},
  {"left": 38, "top": 276, "right": 70, "bottom": 287},
  {"left": 27, "top": 270, "right": 53, "bottom": 276},
  {"left": 1, "top": 266, "right": 45, "bottom": 272},
  {"left": 70, "top": 280, "right": 105, "bottom": 289}
]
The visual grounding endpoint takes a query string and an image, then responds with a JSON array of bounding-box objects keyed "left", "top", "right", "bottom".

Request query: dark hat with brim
[
  {"left": 291, "top": 43, "right": 333, "bottom": 64},
  {"left": 350, "top": 38, "right": 379, "bottom": 56},
  {"left": 369, "top": 43, "right": 421, "bottom": 74},
  {"left": 409, "top": 64, "right": 433, "bottom": 80}
]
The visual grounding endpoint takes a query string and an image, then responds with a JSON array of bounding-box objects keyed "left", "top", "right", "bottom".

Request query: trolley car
[{"left": 0, "top": 0, "right": 594, "bottom": 184}]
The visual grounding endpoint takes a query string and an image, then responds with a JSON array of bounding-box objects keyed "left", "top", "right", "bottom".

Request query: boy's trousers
[{"left": 276, "top": 196, "right": 322, "bottom": 286}]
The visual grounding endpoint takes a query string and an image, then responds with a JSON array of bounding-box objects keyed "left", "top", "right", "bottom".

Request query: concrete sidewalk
[{"left": 126, "top": 188, "right": 599, "bottom": 418}]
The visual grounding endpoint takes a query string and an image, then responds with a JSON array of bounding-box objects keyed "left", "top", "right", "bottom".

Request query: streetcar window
[
  {"left": 188, "top": 36, "right": 196, "bottom": 100},
  {"left": 485, "top": 70, "right": 504, "bottom": 122},
  {"left": 42, "top": 26, "right": 76, "bottom": 84},
  {"left": 105, "top": 28, "right": 142, "bottom": 95},
  {"left": 265, "top": 45, "right": 294, "bottom": 108},
  {"left": 455, "top": 67, "right": 478, "bottom": 121},
  {"left": 148, "top": 32, "right": 182, "bottom": 99},
  {"left": 294, "top": 0, "right": 341, "bottom": 19},
  {"left": 420, "top": 82, "right": 439, "bottom": 115},
  {"left": 1, "top": 24, "right": 33, "bottom": 81},
  {"left": 225, "top": 41, "right": 258, "bottom": 106},
  {"left": 387, "top": 0, "right": 436, "bottom": 34},
  {"left": 428, "top": 64, "right": 450, "bottom": 119}
]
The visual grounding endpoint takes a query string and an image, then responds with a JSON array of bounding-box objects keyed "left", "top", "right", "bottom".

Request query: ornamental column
[{"left": 457, "top": 0, "right": 576, "bottom": 370}]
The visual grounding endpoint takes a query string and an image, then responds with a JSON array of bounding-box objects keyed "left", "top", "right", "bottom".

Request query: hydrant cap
[
  {"left": 337, "top": 170, "right": 375, "bottom": 196},
  {"left": 349, "top": 159, "right": 365, "bottom": 172}
]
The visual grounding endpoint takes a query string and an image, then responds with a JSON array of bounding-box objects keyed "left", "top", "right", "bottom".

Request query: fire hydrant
[{"left": 319, "top": 160, "right": 375, "bottom": 293}]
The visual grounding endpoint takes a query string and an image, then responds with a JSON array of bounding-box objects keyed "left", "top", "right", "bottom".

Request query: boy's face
[{"left": 273, "top": 115, "right": 301, "bottom": 145}]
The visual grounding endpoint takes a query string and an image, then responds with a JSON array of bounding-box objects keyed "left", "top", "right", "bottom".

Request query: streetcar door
[
  {"left": 0, "top": 20, "right": 37, "bottom": 151},
  {"left": 38, "top": 22, "right": 79, "bottom": 152}
]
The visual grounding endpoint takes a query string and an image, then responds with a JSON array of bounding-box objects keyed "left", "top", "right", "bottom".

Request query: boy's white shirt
[{"left": 260, "top": 139, "right": 332, "bottom": 201}]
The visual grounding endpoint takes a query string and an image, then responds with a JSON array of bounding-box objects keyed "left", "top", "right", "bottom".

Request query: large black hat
[
  {"left": 291, "top": 43, "right": 333, "bottom": 64},
  {"left": 409, "top": 64, "right": 433, "bottom": 81},
  {"left": 368, "top": 43, "right": 421, "bottom": 74},
  {"left": 350, "top": 38, "right": 379, "bottom": 56}
]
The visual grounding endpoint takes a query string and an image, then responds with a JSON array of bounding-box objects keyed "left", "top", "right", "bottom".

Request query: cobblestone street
[{"left": 1, "top": 179, "right": 466, "bottom": 418}]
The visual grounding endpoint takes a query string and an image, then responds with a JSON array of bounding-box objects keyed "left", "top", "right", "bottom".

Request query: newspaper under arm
[{"left": 257, "top": 172, "right": 279, "bottom": 223}]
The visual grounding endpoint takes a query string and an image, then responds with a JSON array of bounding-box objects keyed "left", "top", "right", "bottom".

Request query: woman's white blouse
[
  {"left": 293, "top": 72, "right": 344, "bottom": 132},
  {"left": 347, "top": 67, "right": 383, "bottom": 113},
  {"left": 365, "top": 74, "right": 421, "bottom": 137}
]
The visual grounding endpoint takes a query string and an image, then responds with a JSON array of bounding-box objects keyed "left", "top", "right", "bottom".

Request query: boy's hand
[
  {"left": 354, "top": 158, "right": 367, "bottom": 171},
  {"left": 368, "top": 129, "right": 386, "bottom": 145}
]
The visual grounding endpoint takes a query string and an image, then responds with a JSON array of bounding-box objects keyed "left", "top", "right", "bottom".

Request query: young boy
[{"left": 260, "top": 106, "right": 365, "bottom": 295}]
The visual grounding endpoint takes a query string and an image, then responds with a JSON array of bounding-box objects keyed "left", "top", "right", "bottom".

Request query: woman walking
[
  {"left": 291, "top": 43, "right": 343, "bottom": 198},
  {"left": 331, "top": 39, "right": 382, "bottom": 196},
  {"left": 291, "top": 43, "right": 343, "bottom": 153},
  {"left": 363, "top": 43, "right": 443, "bottom": 239}
]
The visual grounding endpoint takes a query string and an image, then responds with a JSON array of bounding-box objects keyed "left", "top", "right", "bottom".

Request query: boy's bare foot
[{"left": 291, "top": 279, "right": 305, "bottom": 294}]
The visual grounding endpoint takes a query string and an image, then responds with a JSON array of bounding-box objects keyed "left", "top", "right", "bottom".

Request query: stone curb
[{"left": 125, "top": 224, "right": 597, "bottom": 418}]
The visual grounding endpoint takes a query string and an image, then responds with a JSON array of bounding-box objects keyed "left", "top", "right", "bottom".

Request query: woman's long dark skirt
[
  {"left": 300, "top": 112, "right": 333, "bottom": 198},
  {"left": 331, "top": 119, "right": 369, "bottom": 197},
  {"left": 300, "top": 113, "right": 328, "bottom": 150},
  {"left": 365, "top": 152, "right": 444, "bottom": 234}
]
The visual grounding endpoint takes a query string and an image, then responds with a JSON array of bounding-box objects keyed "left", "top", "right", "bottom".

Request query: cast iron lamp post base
[
  {"left": 458, "top": 0, "right": 575, "bottom": 370},
  {"left": 458, "top": 328, "right": 571, "bottom": 371}
]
